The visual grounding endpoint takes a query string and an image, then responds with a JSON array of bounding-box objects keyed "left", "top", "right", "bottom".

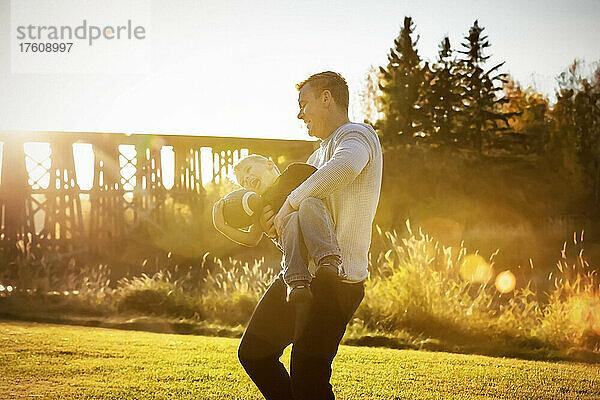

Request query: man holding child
[{"left": 213, "top": 71, "right": 382, "bottom": 399}]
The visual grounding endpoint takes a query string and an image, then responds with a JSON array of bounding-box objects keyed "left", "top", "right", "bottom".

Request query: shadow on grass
[
  {"left": 343, "top": 332, "right": 600, "bottom": 365},
  {"left": 0, "top": 313, "right": 243, "bottom": 338}
]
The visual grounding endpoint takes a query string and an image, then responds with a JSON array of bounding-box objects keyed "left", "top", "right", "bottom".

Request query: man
[{"left": 237, "top": 71, "right": 383, "bottom": 399}]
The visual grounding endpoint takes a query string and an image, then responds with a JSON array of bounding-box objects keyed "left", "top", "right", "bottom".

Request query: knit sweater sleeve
[{"left": 287, "top": 132, "right": 370, "bottom": 209}]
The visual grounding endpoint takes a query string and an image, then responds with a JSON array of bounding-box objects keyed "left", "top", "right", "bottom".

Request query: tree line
[{"left": 362, "top": 16, "right": 600, "bottom": 208}]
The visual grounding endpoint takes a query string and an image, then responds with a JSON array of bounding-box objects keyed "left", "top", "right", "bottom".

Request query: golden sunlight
[
  {"left": 24, "top": 142, "right": 51, "bottom": 189},
  {"left": 160, "top": 146, "right": 174, "bottom": 190},
  {"left": 495, "top": 270, "right": 516, "bottom": 294},
  {"left": 569, "top": 296, "right": 600, "bottom": 336},
  {"left": 593, "top": 304, "right": 600, "bottom": 336},
  {"left": 15, "top": 141, "right": 228, "bottom": 234},
  {"left": 73, "top": 143, "right": 94, "bottom": 190},
  {"left": 460, "top": 254, "right": 492, "bottom": 284},
  {"left": 20, "top": 141, "right": 225, "bottom": 193}
]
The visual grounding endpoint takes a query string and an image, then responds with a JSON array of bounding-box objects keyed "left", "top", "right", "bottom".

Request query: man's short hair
[{"left": 296, "top": 71, "right": 349, "bottom": 112}]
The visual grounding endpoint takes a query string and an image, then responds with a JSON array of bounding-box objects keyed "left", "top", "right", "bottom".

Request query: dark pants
[{"left": 238, "top": 274, "right": 364, "bottom": 400}]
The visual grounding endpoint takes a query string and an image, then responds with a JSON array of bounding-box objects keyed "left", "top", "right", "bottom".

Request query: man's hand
[
  {"left": 260, "top": 205, "right": 277, "bottom": 238},
  {"left": 274, "top": 199, "right": 294, "bottom": 237}
]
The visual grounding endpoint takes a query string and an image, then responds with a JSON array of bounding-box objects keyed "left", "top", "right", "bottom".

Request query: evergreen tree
[
  {"left": 377, "top": 16, "right": 425, "bottom": 144},
  {"left": 549, "top": 61, "right": 600, "bottom": 201},
  {"left": 427, "top": 36, "right": 463, "bottom": 144},
  {"left": 416, "top": 61, "right": 435, "bottom": 139},
  {"left": 457, "top": 20, "right": 513, "bottom": 152}
]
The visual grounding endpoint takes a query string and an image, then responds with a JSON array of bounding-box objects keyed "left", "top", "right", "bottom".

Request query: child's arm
[{"left": 212, "top": 199, "right": 263, "bottom": 247}]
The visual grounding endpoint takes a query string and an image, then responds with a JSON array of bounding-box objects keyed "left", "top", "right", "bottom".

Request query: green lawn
[{"left": 1, "top": 321, "right": 599, "bottom": 399}]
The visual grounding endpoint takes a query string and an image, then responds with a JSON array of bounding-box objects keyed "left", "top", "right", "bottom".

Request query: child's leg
[
  {"left": 280, "top": 211, "right": 313, "bottom": 340},
  {"left": 279, "top": 211, "right": 312, "bottom": 286},
  {"left": 296, "top": 197, "right": 341, "bottom": 267}
]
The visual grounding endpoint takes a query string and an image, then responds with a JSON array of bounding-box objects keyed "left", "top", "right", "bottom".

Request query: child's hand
[
  {"left": 260, "top": 205, "right": 277, "bottom": 238},
  {"left": 212, "top": 199, "right": 227, "bottom": 230}
]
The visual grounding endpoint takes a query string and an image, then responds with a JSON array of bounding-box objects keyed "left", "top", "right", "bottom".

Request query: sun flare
[
  {"left": 460, "top": 254, "right": 492, "bottom": 284},
  {"left": 495, "top": 270, "right": 516, "bottom": 294}
]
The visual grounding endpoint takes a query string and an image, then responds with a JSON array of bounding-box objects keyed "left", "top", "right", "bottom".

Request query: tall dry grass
[
  {"left": 93, "top": 255, "right": 276, "bottom": 326},
  {"left": 357, "top": 221, "right": 600, "bottom": 353},
  {"left": 1, "top": 222, "right": 598, "bottom": 355}
]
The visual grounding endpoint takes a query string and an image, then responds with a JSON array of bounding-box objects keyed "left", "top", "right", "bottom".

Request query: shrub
[
  {"left": 111, "top": 256, "right": 277, "bottom": 326},
  {"left": 115, "top": 272, "right": 202, "bottom": 319}
]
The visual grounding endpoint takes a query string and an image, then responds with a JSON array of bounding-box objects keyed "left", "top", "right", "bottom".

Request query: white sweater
[{"left": 287, "top": 122, "right": 383, "bottom": 282}]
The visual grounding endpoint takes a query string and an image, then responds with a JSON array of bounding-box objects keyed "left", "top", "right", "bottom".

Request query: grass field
[{"left": 1, "top": 321, "right": 599, "bottom": 400}]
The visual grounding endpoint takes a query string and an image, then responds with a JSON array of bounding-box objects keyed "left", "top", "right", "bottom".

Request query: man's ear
[{"left": 321, "top": 89, "right": 332, "bottom": 107}]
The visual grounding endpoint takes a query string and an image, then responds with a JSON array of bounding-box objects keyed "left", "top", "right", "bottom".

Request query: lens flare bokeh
[
  {"left": 460, "top": 254, "right": 492, "bottom": 284},
  {"left": 569, "top": 296, "right": 600, "bottom": 336},
  {"left": 495, "top": 270, "right": 516, "bottom": 294}
]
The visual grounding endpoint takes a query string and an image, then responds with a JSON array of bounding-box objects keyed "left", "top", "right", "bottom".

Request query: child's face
[{"left": 236, "top": 159, "right": 279, "bottom": 195}]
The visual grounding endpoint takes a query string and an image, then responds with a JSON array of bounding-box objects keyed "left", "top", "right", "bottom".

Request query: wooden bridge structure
[{"left": 0, "top": 131, "right": 315, "bottom": 259}]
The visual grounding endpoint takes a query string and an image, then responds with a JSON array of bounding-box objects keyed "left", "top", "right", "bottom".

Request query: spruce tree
[
  {"left": 427, "top": 36, "right": 463, "bottom": 144},
  {"left": 457, "top": 20, "right": 512, "bottom": 152},
  {"left": 418, "top": 61, "right": 435, "bottom": 139},
  {"left": 377, "top": 16, "right": 425, "bottom": 144}
]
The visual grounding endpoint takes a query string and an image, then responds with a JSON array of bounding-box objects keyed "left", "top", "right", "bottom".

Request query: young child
[{"left": 212, "top": 154, "right": 344, "bottom": 304}]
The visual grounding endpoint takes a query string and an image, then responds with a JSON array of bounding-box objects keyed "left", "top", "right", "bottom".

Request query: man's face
[
  {"left": 297, "top": 85, "right": 329, "bottom": 139},
  {"left": 236, "top": 159, "right": 279, "bottom": 195}
]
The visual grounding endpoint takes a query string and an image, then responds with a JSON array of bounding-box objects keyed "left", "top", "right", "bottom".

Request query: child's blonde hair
[{"left": 232, "top": 154, "right": 279, "bottom": 185}]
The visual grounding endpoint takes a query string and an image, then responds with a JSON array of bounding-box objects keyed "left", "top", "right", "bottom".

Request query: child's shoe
[{"left": 316, "top": 255, "right": 345, "bottom": 280}]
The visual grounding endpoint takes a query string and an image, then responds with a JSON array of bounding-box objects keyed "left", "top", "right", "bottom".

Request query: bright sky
[{"left": 0, "top": 0, "right": 599, "bottom": 140}]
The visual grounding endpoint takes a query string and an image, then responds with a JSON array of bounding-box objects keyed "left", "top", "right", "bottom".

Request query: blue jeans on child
[{"left": 279, "top": 197, "right": 341, "bottom": 284}]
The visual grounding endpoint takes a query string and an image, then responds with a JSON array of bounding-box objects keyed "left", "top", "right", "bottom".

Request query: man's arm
[
  {"left": 287, "top": 132, "right": 371, "bottom": 209},
  {"left": 273, "top": 132, "right": 371, "bottom": 234}
]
